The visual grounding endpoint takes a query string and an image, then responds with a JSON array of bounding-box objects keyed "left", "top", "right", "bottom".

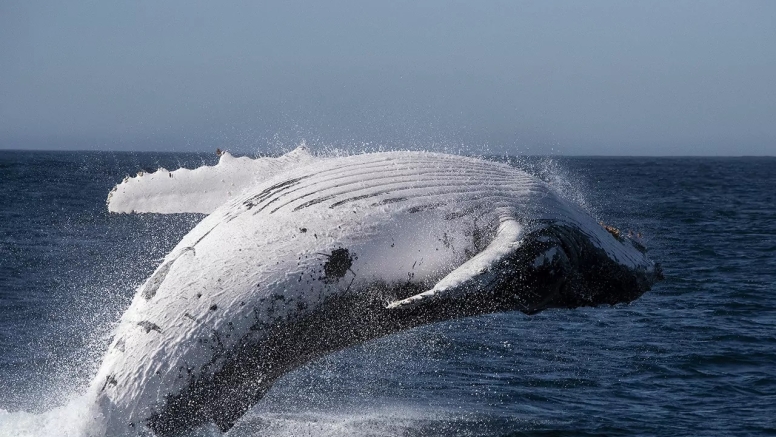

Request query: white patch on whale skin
[{"left": 92, "top": 151, "right": 658, "bottom": 435}]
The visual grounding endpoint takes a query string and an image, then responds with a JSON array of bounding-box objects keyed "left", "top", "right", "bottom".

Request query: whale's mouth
[{"left": 508, "top": 225, "right": 660, "bottom": 314}]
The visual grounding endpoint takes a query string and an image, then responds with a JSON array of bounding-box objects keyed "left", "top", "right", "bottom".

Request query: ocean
[{"left": 0, "top": 151, "right": 774, "bottom": 436}]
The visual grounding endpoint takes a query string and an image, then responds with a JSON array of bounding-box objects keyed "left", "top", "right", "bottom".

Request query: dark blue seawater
[{"left": 0, "top": 151, "right": 774, "bottom": 436}]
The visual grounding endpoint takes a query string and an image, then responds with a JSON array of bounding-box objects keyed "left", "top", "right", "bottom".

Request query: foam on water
[
  {"left": 0, "top": 403, "right": 453, "bottom": 437},
  {"left": 228, "top": 403, "right": 537, "bottom": 437},
  {"left": 0, "top": 395, "right": 98, "bottom": 437}
]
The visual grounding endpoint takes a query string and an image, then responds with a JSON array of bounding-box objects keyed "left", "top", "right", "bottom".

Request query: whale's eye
[{"left": 323, "top": 248, "right": 353, "bottom": 280}]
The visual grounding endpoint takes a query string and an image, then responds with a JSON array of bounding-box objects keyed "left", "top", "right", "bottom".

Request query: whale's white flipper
[
  {"left": 106, "top": 146, "right": 317, "bottom": 214},
  {"left": 387, "top": 209, "right": 523, "bottom": 309}
]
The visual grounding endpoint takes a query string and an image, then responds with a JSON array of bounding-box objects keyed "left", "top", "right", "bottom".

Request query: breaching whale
[{"left": 92, "top": 150, "right": 662, "bottom": 436}]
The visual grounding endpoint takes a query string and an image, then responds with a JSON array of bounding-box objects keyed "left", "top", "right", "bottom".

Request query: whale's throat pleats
[{"left": 236, "top": 155, "right": 534, "bottom": 218}]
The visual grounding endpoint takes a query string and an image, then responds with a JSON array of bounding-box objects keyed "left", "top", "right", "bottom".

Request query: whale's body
[{"left": 92, "top": 151, "right": 661, "bottom": 436}]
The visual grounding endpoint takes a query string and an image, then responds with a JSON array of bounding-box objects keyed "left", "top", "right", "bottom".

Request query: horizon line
[{"left": 0, "top": 148, "right": 773, "bottom": 159}]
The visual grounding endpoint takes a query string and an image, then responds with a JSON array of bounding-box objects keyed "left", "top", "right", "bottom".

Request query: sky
[{"left": 1, "top": 1, "right": 775, "bottom": 156}]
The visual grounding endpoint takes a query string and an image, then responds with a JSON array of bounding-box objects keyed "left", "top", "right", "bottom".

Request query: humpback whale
[{"left": 92, "top": 150, "right": 661, "bottom": 436}]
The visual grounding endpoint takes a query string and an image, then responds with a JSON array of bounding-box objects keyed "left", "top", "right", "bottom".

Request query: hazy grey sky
[{"left": 1, "top": 1, "right": 774, "bottom": 155}]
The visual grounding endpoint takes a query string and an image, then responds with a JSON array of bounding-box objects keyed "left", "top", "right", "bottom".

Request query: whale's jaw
[
  {"left": 500, "top": 223, "right": 661, "bottom": 315},
  {"left": 144, "top": 223, "right": 660, "bottom": 435}
]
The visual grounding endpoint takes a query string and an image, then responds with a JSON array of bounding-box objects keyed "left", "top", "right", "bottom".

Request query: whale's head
[
  {"left": 499, "top": 223, "right": 662, "bottom": 314},
  {"left": 383, "top": 217, "right": 661, "bottom": 320}
]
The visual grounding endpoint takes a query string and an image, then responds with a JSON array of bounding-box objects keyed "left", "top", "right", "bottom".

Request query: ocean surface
[{"left": 0, "top": 151, "right": 774, "bottom": 436}]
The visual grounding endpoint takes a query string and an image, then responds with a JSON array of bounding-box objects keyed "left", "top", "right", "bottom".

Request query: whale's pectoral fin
[{"left": 387, "top": 211, "right": 523, "bottom": 310}]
